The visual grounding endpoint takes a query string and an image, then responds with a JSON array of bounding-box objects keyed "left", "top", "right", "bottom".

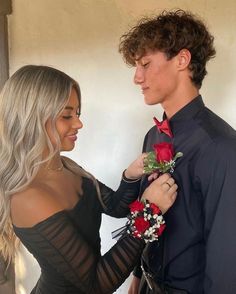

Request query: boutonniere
[{"left": 143, "top": 142, "right": 183, "bottom": 174}]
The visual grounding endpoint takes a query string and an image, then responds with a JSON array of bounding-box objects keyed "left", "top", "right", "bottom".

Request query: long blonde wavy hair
[{"left": 0, "top": 65, "right": 85, "bottom": 265}]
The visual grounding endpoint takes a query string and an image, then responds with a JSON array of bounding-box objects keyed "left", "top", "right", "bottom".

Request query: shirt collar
[{"left": 163, "top": 95, "right": 205, "bottom": 123}]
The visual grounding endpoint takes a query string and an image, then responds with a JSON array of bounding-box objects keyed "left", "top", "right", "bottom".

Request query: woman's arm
[
  {"left": 12, "top": 174, "right": 177, "bottom": 294},
  {"left": 98, "top": 154, "right": 146, "bottom": 217}
]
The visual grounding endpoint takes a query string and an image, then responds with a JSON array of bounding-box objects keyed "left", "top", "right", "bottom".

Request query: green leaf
[{"left": 143, "top": 150, "right": 183, "bottom": 174}]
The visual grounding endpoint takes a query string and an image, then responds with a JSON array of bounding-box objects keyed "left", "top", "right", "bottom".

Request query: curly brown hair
[{"left": 119, "top": 9, "right": 216, "bottom": 88}]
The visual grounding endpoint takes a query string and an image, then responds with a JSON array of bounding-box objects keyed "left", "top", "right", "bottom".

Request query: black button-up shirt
[{"left": 140, "top": 96, "right": 236, "bottom": 293}]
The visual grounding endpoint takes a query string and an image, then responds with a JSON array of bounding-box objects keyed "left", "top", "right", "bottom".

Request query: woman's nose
[{"left": 73, "top": 117, "right": 83, "bottom": 129}]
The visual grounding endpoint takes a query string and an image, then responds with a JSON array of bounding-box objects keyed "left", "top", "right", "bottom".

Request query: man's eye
[
  {"left": 76, "top": 111, "right": 81, "bottom": 117},
  {"left": 142, "top": 62, "right": 150, "bottom": 67}
]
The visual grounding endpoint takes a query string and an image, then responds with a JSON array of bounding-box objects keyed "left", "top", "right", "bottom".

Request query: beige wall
[{"left": 8, "top": 0, "right": 236, "bottom": 293}]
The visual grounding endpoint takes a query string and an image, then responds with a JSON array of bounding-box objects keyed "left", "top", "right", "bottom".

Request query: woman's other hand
[{"left": 124, "top": 153, "right": 147, "bottom": 180}]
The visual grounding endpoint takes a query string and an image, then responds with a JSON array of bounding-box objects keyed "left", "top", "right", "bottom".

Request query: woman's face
[{"left": 46, "top": 87, "right": 83, "bottom": 151}]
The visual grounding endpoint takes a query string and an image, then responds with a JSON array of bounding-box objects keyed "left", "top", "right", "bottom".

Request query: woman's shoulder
[{"left": 11, "top": 183, "right": 64, "bottom": 228}]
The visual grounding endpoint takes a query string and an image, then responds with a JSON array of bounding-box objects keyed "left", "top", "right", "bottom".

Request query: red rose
[
  {"left": 150, "top": 203, "right": 161, "bottom": 215},
  {"left": 133, "top": 231, "right": 141, "bottom": 238},
  {"left": 156, "top": 223, "right": 166, "bottom": 236},
  {"left": 153, "top": 142, "right": 174, "bottom": 163},
  {"left": 134, "top": 217, "right": 150, "bottom": 233},
  {"left": 129, "top": 200, "right": 144, "bottom": 212}
]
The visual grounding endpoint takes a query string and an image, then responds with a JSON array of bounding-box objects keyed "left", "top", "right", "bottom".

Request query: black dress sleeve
[
  {"left": 14, "top": 211, "right": 144, "bottom": 294},
  {"left": 98, "top": 177, "right": 141, "bottom": 218}
]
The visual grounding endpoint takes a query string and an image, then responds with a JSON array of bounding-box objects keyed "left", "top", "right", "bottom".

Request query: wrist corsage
[
  {"left": 127, "top": 199, "right": 166, "bottom": 243},
  {"left": 143, "top": 142, "right": 183, "bottom": 174}
]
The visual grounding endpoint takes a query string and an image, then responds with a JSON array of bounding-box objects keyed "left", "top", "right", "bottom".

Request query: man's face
[{"left": 134, "top": 51, "right": 178, "bottom": 105}]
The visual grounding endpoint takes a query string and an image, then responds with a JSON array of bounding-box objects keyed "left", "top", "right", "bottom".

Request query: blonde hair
[{"left": 0, "top": 65, "right": 82, "bottom": 265}]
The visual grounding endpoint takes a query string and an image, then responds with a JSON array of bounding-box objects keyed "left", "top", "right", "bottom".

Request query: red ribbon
[{"left": 153, "top": 117, "right": 173, "bottom": 138}]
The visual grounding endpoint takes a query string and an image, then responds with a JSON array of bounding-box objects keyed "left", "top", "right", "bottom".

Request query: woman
[{"left": 0, "top": 65, "right": 177, "bottom": 293}]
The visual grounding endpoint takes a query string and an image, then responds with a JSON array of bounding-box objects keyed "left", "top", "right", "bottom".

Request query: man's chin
[{"left": 144, "top": 97, "right": 160, "bottom": 105}]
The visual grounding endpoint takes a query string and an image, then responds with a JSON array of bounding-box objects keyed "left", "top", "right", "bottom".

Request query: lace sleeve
[
  {"left": 98, "top": 178, "right": 141, "bottom": 218},
  {"left": 14, "top": 211, "right": 144, "bottom": 294}
]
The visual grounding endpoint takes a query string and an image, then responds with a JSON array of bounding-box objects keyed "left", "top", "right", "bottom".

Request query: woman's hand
[
  {"left": 124, "top": 153, "right": 147, "bottom": 180},
  {"left": 142, "top": 173, "right": 177, "bottom": 214}
]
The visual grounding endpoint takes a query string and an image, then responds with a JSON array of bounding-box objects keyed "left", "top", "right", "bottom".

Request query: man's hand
[{"left": 128, "top": 276, "right": 141, "bottom": 294}]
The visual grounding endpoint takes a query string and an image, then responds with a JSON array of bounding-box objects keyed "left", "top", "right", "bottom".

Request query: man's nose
[{"left": 133, "top": 67, "right": 144, "bottom": 84}]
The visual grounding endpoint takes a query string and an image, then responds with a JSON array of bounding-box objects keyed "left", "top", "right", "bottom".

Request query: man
[{"left": 119, "top": 9, "right": 236, "bottom": 294}]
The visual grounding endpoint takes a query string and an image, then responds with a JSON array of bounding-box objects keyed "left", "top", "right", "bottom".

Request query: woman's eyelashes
[
  {"left": 62, "top": 115, "right": 72, "bottom": 119},
  {"left": 62, "top": 110, "right": 81, "bottom": 120}
]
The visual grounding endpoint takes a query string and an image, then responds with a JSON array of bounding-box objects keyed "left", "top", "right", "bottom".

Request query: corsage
[{"left": 127, "top": 199, "right": 166, "bottom": 243}]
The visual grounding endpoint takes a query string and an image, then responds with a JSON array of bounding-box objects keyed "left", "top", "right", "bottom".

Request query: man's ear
[{"left": 177, "top": 49, "right": 191, "bottom": 70}]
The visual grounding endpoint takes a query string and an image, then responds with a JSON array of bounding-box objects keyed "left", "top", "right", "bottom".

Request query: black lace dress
[{"left": 13, "top": 176, "right": 144, "bottom": 294}]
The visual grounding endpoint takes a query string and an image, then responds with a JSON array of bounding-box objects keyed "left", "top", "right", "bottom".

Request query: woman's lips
[{"left": 67, "top": 134, "right": 78, "bottom": 141}]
